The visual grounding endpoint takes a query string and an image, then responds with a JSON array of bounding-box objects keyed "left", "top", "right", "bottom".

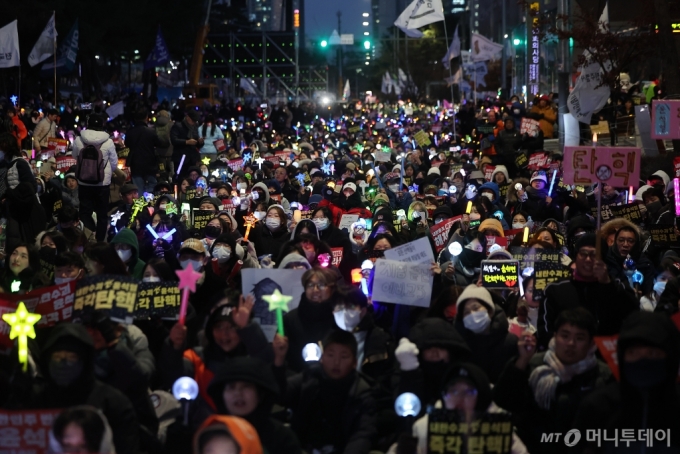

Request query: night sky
[{"left": 305, "top": 0, "right": 373, "bottom": 42}]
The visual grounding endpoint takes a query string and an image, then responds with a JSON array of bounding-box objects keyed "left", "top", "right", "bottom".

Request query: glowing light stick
[
  {"left": 146, "top": 224, "right": 177, "bottom": 240},
  {"left": 548, "top": 169, "right": 557, "bottom": 196},
  {"left": 176, "top": 266, "right": 202, "bottom": 325},
  {"left": 176, "top": 154, "right": 186, "bottom": 175},
  {"left": 255, "top": 157, "right": 265, "bottom": 169},
  {"left": 201, "top": 156, "right": 211, "bottom": 166},
  {"left": 628, "top": 186, "right": 634, "bottom": 203},
  {"left": 523, "top": 227, "right": 529, "bottom": 244},
  {"left": 263, "top": 289, "right": 292, "bottom": 335},
  {"left": 243, "top": 214, "right": 257, "bottom": 241},
  {"left": 466, "top": 201, "right": 472, "bottom": 214},
  {"left": 2, "top": 302, "right": 41, "bottom": 372},
  {"left": 674, "top": 178, "right": 680, "bottom": 216},
  {"left": 127, "top": 198, "right": 148, "bottom": 228}
]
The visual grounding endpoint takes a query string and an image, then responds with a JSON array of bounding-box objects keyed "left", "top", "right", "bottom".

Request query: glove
[{"left": 395, "top": 338, "right": 420, "bottom": 371}]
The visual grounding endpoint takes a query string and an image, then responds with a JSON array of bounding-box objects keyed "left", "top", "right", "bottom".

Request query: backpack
[{"left": 76, "top": 143, "right": 106, "bottom": 184}]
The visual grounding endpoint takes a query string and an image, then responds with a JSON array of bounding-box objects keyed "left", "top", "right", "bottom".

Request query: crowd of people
[{"left": 0, "top": 92, "right": 678, "bottom": 454}]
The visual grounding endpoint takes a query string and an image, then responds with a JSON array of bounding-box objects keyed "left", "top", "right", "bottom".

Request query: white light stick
[
  {"left": 548, "top": 169, "right": 557, "bottom": 196},
  {"left": 146, "top": 224, "right": 177, "bottom": 240}
]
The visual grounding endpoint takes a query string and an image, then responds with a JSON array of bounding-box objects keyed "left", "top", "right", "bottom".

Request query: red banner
[
  {"left": 0, "top": 409, "right": 63, "bottom": 454},
  {"left": 228, "top": 158, "right": 244, "bottom": 171},
  {"left": 484, "top": 165, "right": 496, "bottom": 182},
  {"left": 46, "top": 138, "right": 68, "bottom": 154},
  {"left": 55, "top": 155, "right": 77, "bottom": 172},
  {"left": 430, "top": 216, "right": 462, "bottom": 253},
  {"left": 594, "top": 335, "right": 619, "bottom": 381},
  {"left": 485, "top": 235, "right": 508, "bottom": 255},
  {"left": 331, "top": 248, "right": 343, "bottom": 267},
  {"left": 527, "top": 152, "right": 550, "bottom": 170}
]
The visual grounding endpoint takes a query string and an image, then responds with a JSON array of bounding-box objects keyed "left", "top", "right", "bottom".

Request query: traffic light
[
  {"left": 513, "top": 38, "right": 521, "bottom": 46},
  {"left": 363, "top": 40, "right": 371, "bottom": 50},
  {"left": 321, "top": 40, "right": 328, "bottom": 48}
]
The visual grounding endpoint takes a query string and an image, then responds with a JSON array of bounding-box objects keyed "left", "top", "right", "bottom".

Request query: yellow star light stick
[
  {"left": 2, "top": 302, "right": 41, "bottom": 372},
  {"left": 127, "top": 198, "right": 148, "bottom": 228},
  {"left": 202, "top": 156, "right": 211, "bottom": 166},
  {"left": 262, "top": 289, "right": 292, "bottom": 336}
]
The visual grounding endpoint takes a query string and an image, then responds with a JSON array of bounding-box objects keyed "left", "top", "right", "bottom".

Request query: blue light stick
[{"left": 146, "top": 224, "right": 177, "bottom": 240}]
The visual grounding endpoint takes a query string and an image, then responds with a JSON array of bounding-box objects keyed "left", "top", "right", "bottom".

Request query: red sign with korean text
[
  {"left": 0, "top": 409, "right": 63, "bottom": 454},
  {"left": 430, "top": 216, "right": 462, "bottom": 253}
]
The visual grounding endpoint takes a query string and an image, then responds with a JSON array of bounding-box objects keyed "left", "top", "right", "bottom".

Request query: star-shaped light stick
[
  {"left": 295, "top": 173, "right": 306, "bottom": 185},
  {"left": 127, "top": 198, "right": 148, "bottom": 228},
  {"left": 262, "top": 289, "right": 292, "bottom": 335},
  {"left": 2, "top": 302, "right": 41, "bottom": 371},
  {"left": 11, "top": 280, "right": 21, "bottom": 293},
  {"left": 165, "top": 202, "right": 178, "bottom": 216},
  {"left": 243, "top": 214, "right": 258, "bottom": 241},
  {"left": 242, "top": 152, "right": 252, "bottom": 163},
  {"left": 10, "top": 95, "right": 18, "bottom": 105},
  {"left": 255, "top": 157, "right": 266, "bottom": 169},
  {"left": 176, "top": 266, "right": 202, "bottom": 325},
  {"left": 201, "top": 156, "right": 211, "bottom": 166},
  {"left": 111, "top": 211, "right": 124, "bottom": 226},
  {"left": 212, "top": 169, "right": 221, "bottom": 178}
]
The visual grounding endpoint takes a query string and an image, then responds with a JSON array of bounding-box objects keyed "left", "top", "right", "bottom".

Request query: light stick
[
  {"left": 466, "top": 201, "right": 472, "bottom": 214},
  {"left": 146, "top": 224, "right": 177, "bottom": 240},
  {"left": 548, "top": 169, "right": 557, "bottom": 196},
  {"left": 176, "top": 154, "right": 186, "bottom": 176},
  {"left": 255, "top": 157, "right": 265, "bottom": 169},
  {"left": 2, "top": 302, "right": 41, "bottom": 372},
  {"left": 243, "top": 214, "right": 257, "bottom": 241},
  {"left": 176, "top": 266, "right": 202, "bottom": 325},
  {"left": 674, "top": 178, "right": 680, "bottom": 217},
  {"left": 628, "top": 185, "right": 634, "bottom": 203},
  {"left": 523, "top": 227, "right": 529, "bottom": 244},
  {"left": 263, "top": 289, "right": 292, "bottom": 335}
]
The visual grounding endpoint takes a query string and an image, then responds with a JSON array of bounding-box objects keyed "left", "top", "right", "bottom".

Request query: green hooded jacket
[{"left": 110, "top": 228, "right": 146, "bottom": 280}]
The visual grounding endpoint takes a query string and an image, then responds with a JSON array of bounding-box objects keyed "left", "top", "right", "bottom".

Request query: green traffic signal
[
  {"left": 321, "top": 40, "right": 328, "bottom": 48},
  {"left": 363, "top": 40, "right": 371, "bottom": 50},
  {"left": 513, "top": 38, "right": 521, "bottom": 46}
]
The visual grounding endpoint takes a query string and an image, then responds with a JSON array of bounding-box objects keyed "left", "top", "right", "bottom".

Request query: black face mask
[
  {"left": 646, "top": 201, "right": 662, "bottom": 215},
  {"left": 204, "top": 226, "right": 222, "bottom": 239},
  {"left": 459, "top": 248, "right": 486, "bottom": 268},
  {"left": 624, "top": 358, "right": 666, "bottom": 388},
  {"left": 49, "top": 358, "right": 83, "bottom": 387}
]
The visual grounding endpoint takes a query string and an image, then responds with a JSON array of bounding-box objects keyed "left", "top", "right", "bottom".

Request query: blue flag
[
  {"left": 42, "top": 19, "right": 79, "bottom": 76},
  {"left": 145, "top": 27, "right": 170, "bottom": 70}
]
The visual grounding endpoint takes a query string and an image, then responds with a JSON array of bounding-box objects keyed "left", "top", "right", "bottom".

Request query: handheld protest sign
[
  {"left": 2, "top": 302, "right": 41, "bottom": 372},
  {"left": 176, "top": 266, "right": 202, "bottom": 326},
  {"left": 263, "top": 289, "right": 292, "bottom": 336},
  {"left": 481, "top": 260, "right": 520, "bottom": 289}
]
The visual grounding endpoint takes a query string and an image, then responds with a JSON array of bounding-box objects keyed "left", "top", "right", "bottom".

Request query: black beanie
[{"left": 574, "top": 233, "right": 607, "bottom": 253}]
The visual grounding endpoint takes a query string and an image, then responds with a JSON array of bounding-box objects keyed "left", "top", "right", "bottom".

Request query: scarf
[{"left": 528, "top": 338, "right": 597, "bottom": 410}]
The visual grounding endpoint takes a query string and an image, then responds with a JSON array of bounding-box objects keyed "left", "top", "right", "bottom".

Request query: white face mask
[
  {"left": 266, "top": 218, "right": 281, "bottom": 230},
  {"left": 142, "top": 276, "right": 161, "bottom": 283},
  {"left": 180, "top": 259, "right": 203, "bottom": 272},
  {"left": 213, "top": 246, "right": 232, "bottom": 263},
  {"left": 237, "top": 182, "right": 248, "bottom": 190},
  {"left": 389, "top": 184, "right": 399, "bottom": 192},
  {"left": 254, "top": 211, "right": 266, "bottom": 221},
  {"left": 159, "top": 203, "right": 167, "bottom": 210},
  {"left": 313, "top": 218, "right": 330, "bottom": 231},
  {"left": 334, "top": 309, "right": 362, "bottom": 332},
  {"left": 512, "top": 222, "right": 526, "bottom": 229},
  {"left": 54, "top": 276, "right": 76, "bottom": 285},
  {"left": 653, "top": 281, "right": 666, "bottom": 296},
  {"left": 463, "top": 310, "right": 491, "bottom": 333},
  {"left": 117, "top": 249, "right": 132, "bottom": 263},
  {"left": 481, "top": 192, "right": 494, "bottom": 201},
  {"left": 202, "top": 170, "right": 209, "bottom": 177}
]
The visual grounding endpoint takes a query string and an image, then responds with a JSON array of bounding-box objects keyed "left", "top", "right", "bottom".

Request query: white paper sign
[
  {"left": 372, "top": 259, "right": 434, "bottom": 307},
  {"left": 384, "top": 236, "right": 434, "bottom": 264},
  {"left": 338, "top": 214, "right": 360, "bottom": 232}
]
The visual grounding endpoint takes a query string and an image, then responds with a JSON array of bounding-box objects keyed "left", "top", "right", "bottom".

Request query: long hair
[{"left": 202, "top": 114, "right": 217, "bottom": 137}]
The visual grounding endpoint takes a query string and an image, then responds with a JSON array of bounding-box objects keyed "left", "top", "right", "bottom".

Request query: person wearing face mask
[
  {"left": 248, "top": 205, "right": 290, "bottom": 258},
  {"left": 176, "top": 238, "right": 227, "bottom": 315},
  {"left": 440, "top": 228, "right": 488, "bottom": 286},
  {"left": 478, "top": 182, "right": 511, "bottom": 224},
  {"left": 641, "top": 186, "right": 673, "bottom": 225},
  {"left": 51, "top": 206, "right": 97, "bottom": 250},
  {"left": 111, "top": 228, "right": 146, "bottom": 280},
  {"left": 32, "top": 323, "right": 140, "bottom": 453},
  {"left": 53, "top": 251, "right": 86, "bottom": 285},
  {"left": 504, "top": 177, "right": 531, "bottom": 215},
  {"left": 208, "top": 233, "right": 256, "bottom": 287},
  {"left": 201, "top": 217, "right": 227, "bottom": 251},
  {"left": 395, "top": 318, "right": 471, "bottom": 407},
  {"left": 639, "top": 259, "right": 680, "bottom": 311},
  {"left": 575, "top": 312, "right": 680, "bottom": 452},
  {"left": 453, "top": 284, "right": 518, "bottom": 383},
  {"left": 494, "top": 308, "right": 612, "bottom": 454},
  {"left": 311, "top": 206, "right": 357, "bottom": 279},
  {"left": 382, "top": 172, "right": 413, "bottom": 211}
]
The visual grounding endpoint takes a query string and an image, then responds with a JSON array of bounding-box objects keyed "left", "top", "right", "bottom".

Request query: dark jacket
[
  {"left": 249, "top": 223, "right": 291, "bottom": 258},
  {"left": 574, "top": 312, "right": 680, "bottom": 452},
  {"left": 604, "top": 235, "right": 656, "bottom": 295},
  {"left": 396, "top": 318, "right": 471, "bottom": 408},
  {"left": 538, "top": 278, "right": 639, "bottom": 350},
  {"left": 453, "top": 305, "right": 518, "bottom": 383},
  {"left": 207, "top": 357, "right": 302, "bottom": 454},
  {"left": 284, "top": 294, "right": 339, "bottom": 372},
  {"left": 495, "top": 127, "right": 523, "bottom": 156},
  {"left": 283, "top": 366, "right": 377, "bottom": 454},
  {"left": 5, "top": 157, "right": 46, "bottom": 250},
  {"left": 170, "top": 119, "right": 201, "bottom": 169},
  {"left": 493, "top": 353, "right": 613, "bottom": 454},
  {"left": 31, "top": 324, "right": 140, "bottom": 453},
  {"left": 125, "top": 121, "right": 169, "bottom": 176},
  {"left": 319, "top": 225, "right": 359, "bottom": 282}
]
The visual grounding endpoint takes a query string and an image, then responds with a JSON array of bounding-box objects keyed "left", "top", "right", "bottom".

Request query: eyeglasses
[
  {"left": 306, "top": 282, "right": 328, "bottom": 291},
  {"left": 444, "top": 388, "right": 478, "bottom": 398},
  {"left": 577, "top": 250, "right": 597, "bottom": 260}
]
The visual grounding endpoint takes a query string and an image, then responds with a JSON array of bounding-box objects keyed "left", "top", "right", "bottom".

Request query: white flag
[
  {"left": 442, "top": 25, "right": 461, "bottom": 69},
  {"left": 28, "top": 13, "right": 57, "bottom": 67},
  {"left": 0, "top": 20, "right": 20, "bottom": 68},
  {"left": 394, "top": 0, "right": 444, "bottom": 37},
  {"left": 106, "top": 101, "right": 124, "bottom": 120},
  {"left": 444, "top": 67, "right": 463, "bottom": 86},
  {"left": 470, "top": 33, "right": 503, "bottom": 62},
  {"left": 343, "top": 79, "right": 350, "bottom": 100},
  {"left": 567, "top": 52, "right": 611, "bottom": 124}
]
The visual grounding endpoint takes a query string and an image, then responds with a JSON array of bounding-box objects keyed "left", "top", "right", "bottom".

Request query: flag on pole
[
  {"left": 470, "top": 33, "right": 503, "bottom": 62},
  {"left": 442, "top": 25, "right": 461, "bottom": 69},
  {"left": 343, "top": 79, "right": 350, "bottom": 100},
  {"left": 444, "top": 67, "right": 463, "bottom": 86},
  {"left": 381, "top": 73, "right": 389, "bottom": 93},
  {"left": 42, "top": 19, "right": 79, "bottom": 75},
  {"left": 144, "top": 27, "right": 170, "bottom": 70},
  {"left": 28, "top": 13, "right": 57, "bottom": 67},
  {"left": 567, "top": 52, "right": 611, "bottom": 124},
  {"left": 394, "top": 0, "right": 444, "bottom": 38},
  {"left": 0, "top": 20, "right": 20, "bottom": 68}
]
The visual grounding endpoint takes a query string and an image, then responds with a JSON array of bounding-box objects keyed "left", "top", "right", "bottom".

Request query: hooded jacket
[
  {"left": 72, "top": 130, "right": 119, "bottom": 186},
  {"left": 397, "top": 318, "right": 471, "bottom": 407},
  {"left": 110, "top": 228, "right": 146, "bottom": 280},
  {"left": 574, "top": 312, "right": 680, "bottom": 451},
  {"left": 193, "top": 415, "right": 263, "bottom": 454},
  {"left": 454, "top": 304, "right": 518, "bottom": 383},
  {"left": 33, "top": 324, "right": 140, "bottom": 453},
  {"left": 207, "top": 357, "right": 302, "bottom": 454}
]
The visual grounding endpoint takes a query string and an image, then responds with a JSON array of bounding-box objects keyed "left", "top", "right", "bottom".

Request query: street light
[
  {"left": 362, "top": 12, "right": 369, "bottom": 17},
  {"left": 363, "top": 40, "right": 371, "bottom": 50},
  {"left": 513, "top": 38, "right": 521, "bottom": 46},
  {"left": 362, "top": 22, "right": 369, "bottom": 26},
  {"left": 321, "top": 40, "right": 328, "bottom": 48}
]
